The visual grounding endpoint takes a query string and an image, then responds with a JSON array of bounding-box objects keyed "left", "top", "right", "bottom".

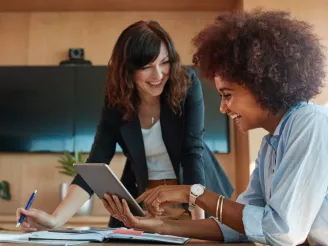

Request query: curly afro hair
[{"left": 192, "top": 9, "right": 326, "bottom": 114}]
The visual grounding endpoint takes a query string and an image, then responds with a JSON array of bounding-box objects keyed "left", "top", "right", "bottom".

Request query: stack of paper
[
  {"left": 0, "top": 232, "right": 88, "bottom": 245},
  {"left": 0, "top": 232, "right": 30, "bottom": 241}
]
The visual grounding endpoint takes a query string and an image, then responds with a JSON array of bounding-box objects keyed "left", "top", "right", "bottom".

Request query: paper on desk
[
  {"left": 0, "top": 232, "right": 88, "bottom": 245},
  {"left": 0, "top": 232, "right": 30, "bottom": 241},
  {"left": 30, "top": 231, "right": 107, "bottom": 242},
  {"left": 0, "top": 239, "right": 89, "bottom": 245}
]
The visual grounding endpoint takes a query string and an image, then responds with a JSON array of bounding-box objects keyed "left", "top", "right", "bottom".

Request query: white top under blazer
[{"left": 141, "top": 120, "right": 177, "bottom": 180}]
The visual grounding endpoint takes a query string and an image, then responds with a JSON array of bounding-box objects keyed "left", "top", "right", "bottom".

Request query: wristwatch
[{"left": 188, "top": 184, "right": 205, "bottom": 210}]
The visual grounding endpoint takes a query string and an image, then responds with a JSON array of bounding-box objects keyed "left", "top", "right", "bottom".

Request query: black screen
[{"left": 0, "top": 67, "right": 74, "bottom": 152}]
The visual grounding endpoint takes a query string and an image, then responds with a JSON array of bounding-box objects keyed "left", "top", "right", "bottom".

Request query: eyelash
[
  {"left": 141, "top": 61, "right": 170, "bottom": 70},
  {"left": 220, "top": 94, "right": 232, "bottom": 100}
]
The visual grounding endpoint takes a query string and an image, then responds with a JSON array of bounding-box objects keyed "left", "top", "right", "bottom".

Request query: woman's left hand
[
  {"left": 136, "top": 185, "right": 191, "bottom": 216},
  {"left": 102, "top": 194, "right": 164, "bottom": 232}
]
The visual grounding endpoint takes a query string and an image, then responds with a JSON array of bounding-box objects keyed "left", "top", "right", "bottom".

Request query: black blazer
[{"left": 72, "top": 67, "right": 233, "bottom": 205}]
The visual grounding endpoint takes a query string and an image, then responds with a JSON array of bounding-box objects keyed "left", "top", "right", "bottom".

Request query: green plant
[
  {"left": 0, "top": 181, "right": 11, "bottom": 200},
  {"left": 57, "top": 151, "right": 86, "bottom": 177}
]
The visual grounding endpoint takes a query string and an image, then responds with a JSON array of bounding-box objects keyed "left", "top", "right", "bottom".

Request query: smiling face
[
  {"left": 214, "top": 76, "right": 270, "bottom": 133},
  {"left": 134, "top": 42, "right": 170, "bottom": 99}
]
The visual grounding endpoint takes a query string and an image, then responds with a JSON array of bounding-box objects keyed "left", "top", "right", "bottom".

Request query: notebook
[
  {"left": 0, "top": 232, "right": 87, "bottom": 245},
  {"left": 28, "top": 228, "right": 190, "bottom": 244}
]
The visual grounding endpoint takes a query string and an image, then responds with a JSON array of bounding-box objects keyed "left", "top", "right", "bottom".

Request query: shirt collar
[
  {"left": 273, "top": 101, "right": 309, "bottom": 136},
  {"left": 264, "top": 101, "right": 309, "bottom": 150}
]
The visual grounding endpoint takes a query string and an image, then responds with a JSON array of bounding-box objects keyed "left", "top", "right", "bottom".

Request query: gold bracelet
[
  {"left": 219, "top": 196, "right": 225, "bottom": 223},
  {"left": 215, "top": 195, "right": 222, "bottom": 219}
]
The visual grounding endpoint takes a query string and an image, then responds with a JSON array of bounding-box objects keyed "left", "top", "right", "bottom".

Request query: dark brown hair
[
  {"left": 192, "top": 10, "right": 326, "bottom": 114},
  {"left": 106, "top": 20, "right": 189, "bottom": 120}
]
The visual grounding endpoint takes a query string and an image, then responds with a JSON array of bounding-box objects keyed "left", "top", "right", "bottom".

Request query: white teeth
[
  {"left": 149, "top": 81, "right": 161, "bottom": 86},
  {"left": 229, "top": 114, "right": 242, "bottom": 120}
]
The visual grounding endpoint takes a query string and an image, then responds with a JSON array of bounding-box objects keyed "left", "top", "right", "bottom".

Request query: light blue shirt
[{"left": 215, "top": 102, "right": 328, "bottom": 245}]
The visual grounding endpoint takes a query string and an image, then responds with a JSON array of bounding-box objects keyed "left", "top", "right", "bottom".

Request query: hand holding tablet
[{"left": 73, "top": 163, "right": 145, "bottom": 217}]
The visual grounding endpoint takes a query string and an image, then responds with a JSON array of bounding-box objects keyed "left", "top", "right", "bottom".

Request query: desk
[
  {"left": 0, "top": 221, "right": 260, "bottom": 246},
  {"left": 0, "top": 240, "right": 258, "bottom": 246}
]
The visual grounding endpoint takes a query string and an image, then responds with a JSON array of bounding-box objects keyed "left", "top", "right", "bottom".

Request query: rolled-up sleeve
[
  {"left": 211, "top": 217, "right": 249, "bottom": 242},
  {"left": 214, "top": 151, "right": 265, "bottom": 242}
]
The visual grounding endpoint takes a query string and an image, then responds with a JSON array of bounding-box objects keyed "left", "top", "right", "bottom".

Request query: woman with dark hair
[
  {"left": 16, "top": 20, "right": 233, "bottom": 229},
  {"left": 102, "top": 11, "right": 328, "bottom": 245}
]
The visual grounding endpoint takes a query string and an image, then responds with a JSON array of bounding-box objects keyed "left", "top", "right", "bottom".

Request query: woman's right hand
[
  {"left": 16, "top": 208, "right": 59, "bottom": 232},
  {"left": 136, "top": 185, "right": 190, "bottom": 216}
]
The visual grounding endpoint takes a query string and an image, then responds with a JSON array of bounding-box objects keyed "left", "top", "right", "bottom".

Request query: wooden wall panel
[
  {"left": 0, "top": 14, "right": 30, "bottom": 65},
  {"left": 0, "top": 156, "right": 23, "bottom": 214},
  {"left": 0, "top": 12, "right": 220, "bottom": 65}
]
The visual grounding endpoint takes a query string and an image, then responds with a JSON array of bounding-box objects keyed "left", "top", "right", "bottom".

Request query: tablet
[{"left": 73, "top": 163, "right": 145, "bottom": 217}]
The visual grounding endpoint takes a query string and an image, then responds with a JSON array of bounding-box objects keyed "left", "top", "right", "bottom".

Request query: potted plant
[
  {"left": 57, "top": 152, "right": 93, "bottom": 216},
  {"left": 0, "top": 180, "right": 11, "bottom": 200}
]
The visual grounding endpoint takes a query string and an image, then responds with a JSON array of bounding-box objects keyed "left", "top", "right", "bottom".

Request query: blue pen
[{"left": 16, "top": 190, "right": 37, "bottom": 227}]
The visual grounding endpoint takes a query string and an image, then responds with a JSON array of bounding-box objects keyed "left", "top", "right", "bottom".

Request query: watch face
[{"left": 191, "top": 184, "right": 204, "bottom": 196}]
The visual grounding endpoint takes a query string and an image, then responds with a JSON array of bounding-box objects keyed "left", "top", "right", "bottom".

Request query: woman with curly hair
[
  {"left": 16, "top": 20, "right": 233, "bottom": 229},
  {"left": 102, "top": 10, "right": 328, "bottom": 245}
]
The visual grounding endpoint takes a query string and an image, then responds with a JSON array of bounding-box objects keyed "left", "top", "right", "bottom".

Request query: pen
[{"left": 16, "top": 189, "right": 37, "bottom": 227}]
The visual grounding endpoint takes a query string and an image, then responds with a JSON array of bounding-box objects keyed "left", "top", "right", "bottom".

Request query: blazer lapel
[
  {"left": 160, "top": 98, "right": 184, "bottom": 180},
  {"left": 120, "top": 117, "right": 148, "bottom": 193}
]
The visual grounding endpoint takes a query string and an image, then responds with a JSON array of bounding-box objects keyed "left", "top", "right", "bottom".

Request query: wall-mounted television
[{"left": 0, "top": 66, "right": 229, "bottom": 153}]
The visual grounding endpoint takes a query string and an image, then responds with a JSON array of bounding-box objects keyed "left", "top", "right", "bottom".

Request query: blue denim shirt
[{"left": 214, "top": 102, "right": 328, "bottom": 245}]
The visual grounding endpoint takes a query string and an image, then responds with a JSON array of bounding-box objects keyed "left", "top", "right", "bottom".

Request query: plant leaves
[
  {"left": 59, "top": 171, "right": 77, "bottom": 176},
  {"left": 57, "top": 151, "right": 85, "bottom": 177}
]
